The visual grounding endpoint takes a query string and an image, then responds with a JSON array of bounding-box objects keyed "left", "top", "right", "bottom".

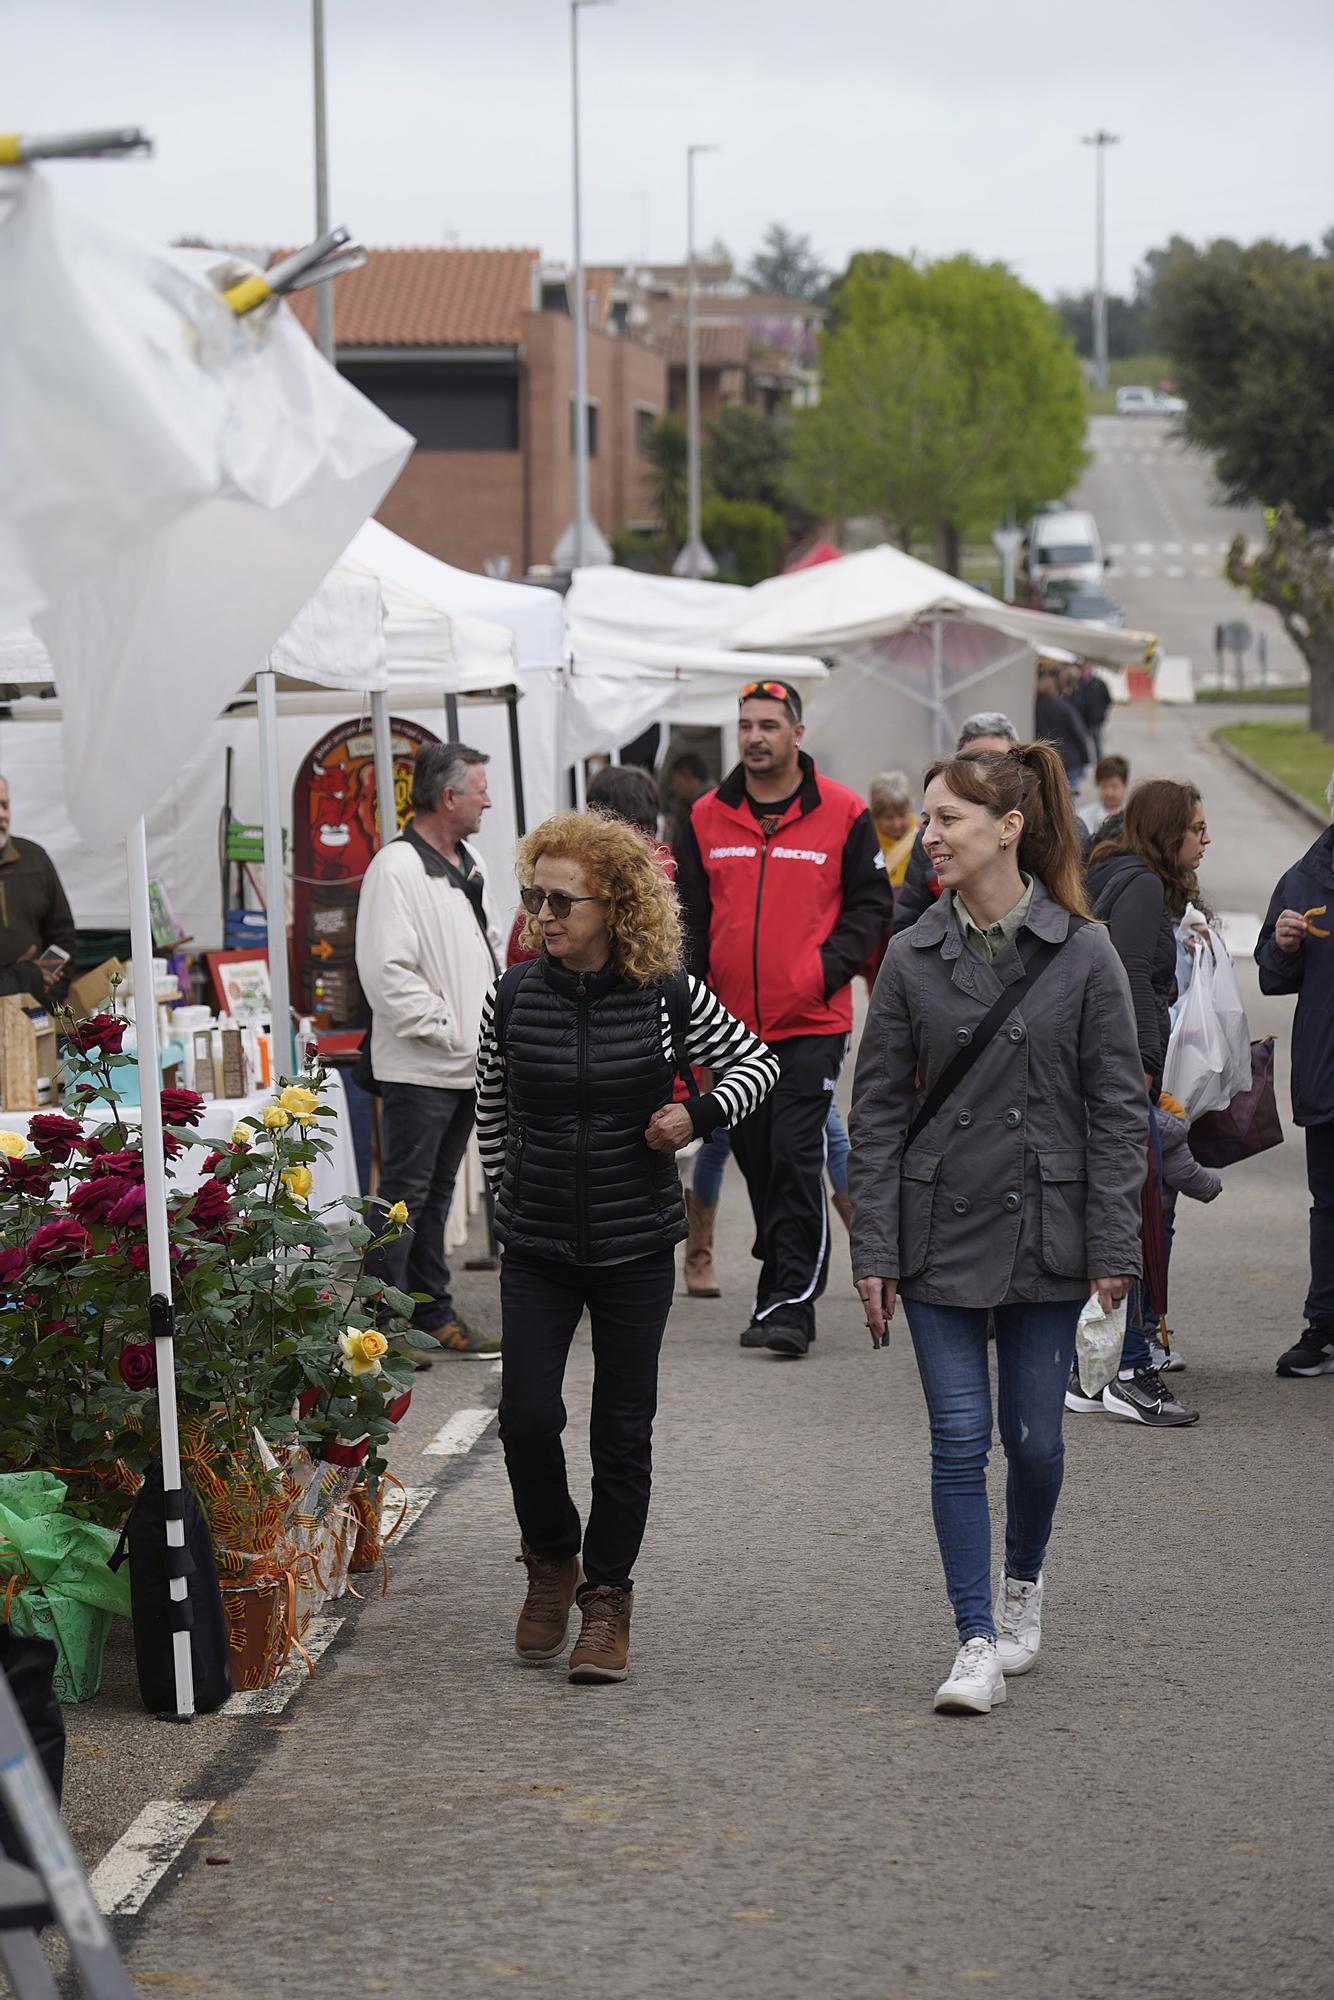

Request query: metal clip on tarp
[
  {"left": 0, "top": 126, "right": 151, "bottom": 164},
  {"left": 223, "top": 225, "right": 368, "bottom": 318}
]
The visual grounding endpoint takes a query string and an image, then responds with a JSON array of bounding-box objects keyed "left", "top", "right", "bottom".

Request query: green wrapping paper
[{"left": 0, "top": 1470, "right": 131, "bottom": 1703}]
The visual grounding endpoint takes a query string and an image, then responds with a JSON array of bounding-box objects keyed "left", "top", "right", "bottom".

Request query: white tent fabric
[
  {"left": 0, "top": 171, "right": 413, "bottom": 843},
  {"left": 266, "top": 565, "right": 388, "bottom": 691}
]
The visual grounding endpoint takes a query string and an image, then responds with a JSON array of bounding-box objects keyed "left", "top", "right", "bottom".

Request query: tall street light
[
  {"left": 311, "top": 0, "right": 334, "bottom": 363},
  {"left": 676, "top": 141, "right": 719, "bottom": 580},
  {"left": 565, "top": 0, "right": 614, "bottom": 573},
  {"left": 1082, "top": 129, "right": 1119, "bottom": 395}
]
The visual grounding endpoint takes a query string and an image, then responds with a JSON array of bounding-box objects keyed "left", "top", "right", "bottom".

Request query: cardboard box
[{"left": 67, "top": 958, "right": 125, "bottom": 1019}]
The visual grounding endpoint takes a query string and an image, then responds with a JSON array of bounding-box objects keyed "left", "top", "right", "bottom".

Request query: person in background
[
  {"left": 1256, "top": 781, "right": 1334, "bottom": 1376},
  {"left": 1034, "top": 666, "right": 1092, "bottom": 791},
  {"left": 1080, "top": 780, "right": 1210, "bottom": 1425},
  {"left": 1074, "top": 662, "right": 1114, "bottom": 762},
  {"left": 355, "top": 743, "right": 502, "bottom": 1359},
  {"left": 675, "top": 679, "right": 891, "bottom": 1355},
  {"left": 1078, "top": 754, "right": 1130, "bottom": 839},
  {"left": 663, "top": 751, "right": 710, "bottom": 842},
  {"left": 1150, "top": 1089, "right": 1222, "bottom": 1371},
  {"left": 0, "top": 774, "right": 76, "bottom": 1003},
  {"left": 869, "top": 771, "right": 920, "bottom": 887},
  {"left": 893, "top": 716, "right": 1020, "bottom": 936}
]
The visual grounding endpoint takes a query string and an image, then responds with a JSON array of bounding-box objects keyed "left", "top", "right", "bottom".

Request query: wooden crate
[{"left": 0, "top": 998, "right": 58, "bottom": 1111}]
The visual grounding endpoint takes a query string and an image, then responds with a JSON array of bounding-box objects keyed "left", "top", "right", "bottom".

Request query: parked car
[
  {"left": 1038, "top": 581, "right": 1124, "bottom": 629},
  {"left": 1115, "top": 384, "right": 1186, "bottom": 417},
  {"left": 1023, "top": 508, "right": 1105, "bottom": 592}
]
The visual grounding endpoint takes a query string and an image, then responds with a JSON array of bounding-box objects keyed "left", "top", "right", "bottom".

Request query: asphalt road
[
  {"left": 1071, "top": 414, "right": 1304, "bottom": 689},
  {"left": 31, "top": 701, "right": 1329, "bottom": 2000}
]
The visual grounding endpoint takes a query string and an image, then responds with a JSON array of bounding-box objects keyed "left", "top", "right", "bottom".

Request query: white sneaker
[
  {"left": 933, "top": 1637, "right": 1007, "bottom": 1715},
  {"left": 995, "top": 1572, "right": 1043, "bottom": 1675}
]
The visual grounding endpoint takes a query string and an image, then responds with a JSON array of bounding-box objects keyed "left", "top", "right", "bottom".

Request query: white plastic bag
[
  {"left": 1163, "top": 922, "right": 1251, "bottom": 1119},
  {"left": 1076, "top": 1291, "right": 1127, "bottom": 1397}
]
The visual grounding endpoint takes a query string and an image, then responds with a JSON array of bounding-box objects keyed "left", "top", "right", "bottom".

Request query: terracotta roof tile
[
  {"left": 663, "top": 322, "right": 751, "bottom": 367},
  {"left": 284, "top": 246, "right": 539, "bottom": 348}
]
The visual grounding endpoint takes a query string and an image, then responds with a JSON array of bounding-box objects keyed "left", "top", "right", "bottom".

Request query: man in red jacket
[{"left": 674, "top": 680, "right": 891, "bottom": 1356}]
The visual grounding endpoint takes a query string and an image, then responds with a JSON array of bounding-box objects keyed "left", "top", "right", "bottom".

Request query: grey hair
[
  {"left": 411, "top": 741, "right": 488, "bottom": 814},
  {"left": 869, "top": 769, "right": 914, "bottom": 815},
  {"left": 956, "top": 711, "right": 1018, "bottom": 750},
  {"left": 1327, "top": 767, "right": 1334, "bottom": 818}
]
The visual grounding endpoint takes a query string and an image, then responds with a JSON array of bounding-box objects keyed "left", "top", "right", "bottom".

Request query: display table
[{"left": 0, "top": 1069, "right": 360, "bottom": 1218}]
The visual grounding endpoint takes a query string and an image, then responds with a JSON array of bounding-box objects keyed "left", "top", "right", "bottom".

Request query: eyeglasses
[{"left": 519, "top": 886, "right": 602, "bottom": 920}]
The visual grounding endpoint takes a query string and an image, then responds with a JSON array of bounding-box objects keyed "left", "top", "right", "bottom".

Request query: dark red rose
[
  {"left": 41, "top": 1319, "right": 78, "bottom": 1339},
  {"left": 162, "top": 1132, "right": 183, "bottom": 1161},
  {"left": 159, "top": 1088, "right": 206, "bottom": 1128},
  {"left": 3, "top": 1156, "right": 54, "bottom": 1197},
  {"left": 68, "top": 1175, "right": 134, "bottom": 1223},
  {"left": 200, "top": 1150, "right": 225, "bottom": 1174},
  {"left": 67, "top": 1012, "right": 126, "bottom": 1055},
  {"left": 189, "top": 1178, "right": 234, "bottom": 1234},
  {"left": 87, "top": 1148, "right": 144, "bottom": 1182},
  {"left": 26, "top": 1218, "right": 93, "bottom": 1265},
  {"left": 106, "top": 1184, "right": 148, "bottom": 1231},
  {"left": 123, "top": 1242, "right": 191, "bottom": 1277},
  {"left": 0, "top": 1245, "right": 28, "bottom": 1286},
  {"left": 25, "top": 1113, "right": 86, "bottom": 1162},
  {"left": 118, "top": 1342, "right": 157, "bottom": 1390},
  {"left": 125, "top": 1242, "right": 150, "bottom": 1274}
]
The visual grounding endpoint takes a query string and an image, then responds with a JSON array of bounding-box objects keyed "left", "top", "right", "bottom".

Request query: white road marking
[
  {"left": 1165, "top": 565, "right": 1186, "bottom": 578},
  {"left": 424, "top": 1406, "right": 496, "bottom": 1458},
  {"left": 90, "top": 1799, "right": 214, "bottom": 1917},
  {"left": 222, "top": 1613, "right": 344, "bottom": 1717},
  {"left": 1134, "top": 541, "right": 1155, "bottom": 555},
  {"left": 1163, "top": 542, "right": 1182, "bottom": 555},
  {"left": 1106, "top": 541, "right": 1127, "bottom": 556},
  {"left": 1134, "top": 566, "right": 1154, "bottom": 578},
  {"left": 1192, "top": 542, "right": 1211, "bottom": 555},
  {"left": 396, "top": 1484, "right": 437, "bottom": 1540}
]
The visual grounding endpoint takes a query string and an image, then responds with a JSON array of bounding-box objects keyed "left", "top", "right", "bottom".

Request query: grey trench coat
[{"left": 848, "top": 880, "right": 1146, "bottom": 1307}]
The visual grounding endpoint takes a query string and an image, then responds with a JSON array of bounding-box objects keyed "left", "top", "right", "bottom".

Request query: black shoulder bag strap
[
  {"left": 664, "top": 970, "right": 701, "bottom": 1099},
  {"left": 904, "top": 922, "right": 1084, "bottom": 1152}
]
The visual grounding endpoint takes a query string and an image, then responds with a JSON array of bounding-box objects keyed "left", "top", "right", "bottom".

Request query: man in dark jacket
[
  {"left": 0, "top": 775, "right": 76, "bottom": 1002},
  {"left": 674, "top": 679, "right": 891, "bottom": 1356},
  {"left": 893, "top": 714, "right": 1020, "bottom": 935},
  {"left": 1034, "top": 667, "right": 1093, "bottom": 789},
  {"left": 1257, "top": 813, "right": 1334, "bottom": 1377}
]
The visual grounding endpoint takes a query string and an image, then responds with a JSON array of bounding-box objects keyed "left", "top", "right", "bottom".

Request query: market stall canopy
[
  {"left": 337, "top": 520, "right": 519, "bottom": 691},
  {"left": 0, "top": 170, "right": 413, "bottom": 841},
  {"left": 348, "top": 519, "right": 562, "bottom": 671}
]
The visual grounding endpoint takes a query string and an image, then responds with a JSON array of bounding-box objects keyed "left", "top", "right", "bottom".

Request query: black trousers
[
  {"left": 1305, "top": 1120, "right": 1334, "bottom": 1324},
  {"left": 498, "top": 1247, "right": 676, "bottom": 1590},
  {"left": 729, "top": 1030, "right": 846, "bottom": 1336},
  {"left": 366, "top": 1081, "right": 475, "bottom": 1330}
]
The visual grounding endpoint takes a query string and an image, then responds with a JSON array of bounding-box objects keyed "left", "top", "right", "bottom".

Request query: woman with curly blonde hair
[{"left": 475, "top": 809, "right": 777, "bottom": 1684}]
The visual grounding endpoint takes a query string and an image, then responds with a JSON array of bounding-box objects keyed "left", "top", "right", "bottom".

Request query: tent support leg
[
  {"left": 369, "top": 689, "right": 396, "bottom": 849},
  {"left": 506, "top": 686, "right": 527, "bottom": 837},
  {"left": 127, "top": 818, "right": 194, "bottom": 1723},
  {"left": 930, "top": 611, "right": 950, "bottom": 758},
  {"left": 257, "top": 670, "right": 294, "bottom": 1077},
  {"left": 445, "top": 692, "right": 461, "bottom": 740}
]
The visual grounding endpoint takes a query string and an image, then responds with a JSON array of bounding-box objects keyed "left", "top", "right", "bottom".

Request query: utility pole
[
  {"left": 567, "top": 0, "right": 613, "bottom": 572},
  {"left": 1082, "top": 129, "right": 1119, "bottom": 394},
  {"left": 311, "top": 0, "right": 334, "bottom": 363},
  {"left": 676, "top": 142, "right": 719, "bottom": 580}
]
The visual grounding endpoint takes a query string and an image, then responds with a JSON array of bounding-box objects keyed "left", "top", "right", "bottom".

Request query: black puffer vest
[{"left": 495, "top": 956, "right": 686, "bottom": 1264}]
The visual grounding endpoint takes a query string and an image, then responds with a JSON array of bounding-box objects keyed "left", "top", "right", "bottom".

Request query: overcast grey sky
[{"left": 9, "top": 0, "right": 1332, "bottom": 298}]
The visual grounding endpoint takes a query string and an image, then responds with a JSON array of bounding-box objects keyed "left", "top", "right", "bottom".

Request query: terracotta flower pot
[{"left": 219, "top": 1578, "right": 291, "bottom": 1690}]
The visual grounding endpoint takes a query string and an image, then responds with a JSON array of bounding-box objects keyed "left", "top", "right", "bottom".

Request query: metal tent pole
[
  {"left": 506, "top": 685, "right": 527, "bottom": 836},
  {"left": 256, "top": 670, "right": 294, "bottom": 1077},
  {"left": 369, "top": 689, "right": 397, "bottom": 848}
]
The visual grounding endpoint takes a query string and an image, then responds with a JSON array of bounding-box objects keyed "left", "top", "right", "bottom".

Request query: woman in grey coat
[{"left": 849, "top": 741, "right": 1146, "bottom": 1716}]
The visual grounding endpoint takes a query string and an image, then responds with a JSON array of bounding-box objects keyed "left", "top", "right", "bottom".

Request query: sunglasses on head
[
  {"left": 739, "top": 679, "right": 797, "bottom": 709},
  {"left": 520, "top": 885, "right": 602, "bottom": 920}
]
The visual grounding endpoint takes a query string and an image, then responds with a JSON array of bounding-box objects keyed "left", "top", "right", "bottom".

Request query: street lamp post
[
  {"left": 1082, "top": 129, "right": 1119, "bottom": 395},
  {"left": 311, "top": 0, "right": 334, "bottom": 364},
  {"left": 568, "top": 0, "right": 613, "bottom": 572},
  {"left": 678, "top": 142, "right": 719, "bottom": 581}
]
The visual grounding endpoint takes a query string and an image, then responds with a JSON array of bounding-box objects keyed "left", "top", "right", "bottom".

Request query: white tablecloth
[{"left": 0, "top": 1069, "right": 359, "bottom": 1218}]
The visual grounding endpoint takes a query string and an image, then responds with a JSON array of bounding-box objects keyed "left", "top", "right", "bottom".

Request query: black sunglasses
[{"left": 520, "top": 886, "right": 602, "bottom": 920}]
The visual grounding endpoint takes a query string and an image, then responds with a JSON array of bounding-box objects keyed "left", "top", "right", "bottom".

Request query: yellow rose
[
  {"left": 0, "top": 1131, "right": 27, "bottom": 1159},
  {"left": 358, "top": 1328, "right": 389, "bottom": 1362},
  {"left": 281, "top": 1164, "right": 313, "bottom": 1202},
  {"left": 387, "top": 1200, "right": 409, "bottom": 1226},
  {"left": 279, "top": 1085, "right": 320, "bottom": 1118},
  {"left": 231, "top": 1124, "right": 252, "bottom": 1148},
  {"left": 262, "top": 1106, "right": 290, "bottom": 1130},
  {"left": 338, "top": 1328, "right": 383, "bottom": 1379}
]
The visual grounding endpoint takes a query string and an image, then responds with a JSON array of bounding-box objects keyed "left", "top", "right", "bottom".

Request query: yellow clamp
[
  {"left": 0, "top": 135, "right": 22, "bottom": 166},
  {"left": 222, "top": 272, "right": 274, "bottom": 318}
]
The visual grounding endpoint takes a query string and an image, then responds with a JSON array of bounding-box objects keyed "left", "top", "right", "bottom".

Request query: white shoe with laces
[
  {"left": 933, "top": 1636, "right": 1007, "bottom": 1715},
  {"left": 995, "top": 1572, "right": 1043, "bottom": 1675}
]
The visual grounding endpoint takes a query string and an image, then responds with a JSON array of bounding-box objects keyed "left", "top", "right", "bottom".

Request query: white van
[{"left": 1024, "top": 509, "right": 1104, "bottom": 592}]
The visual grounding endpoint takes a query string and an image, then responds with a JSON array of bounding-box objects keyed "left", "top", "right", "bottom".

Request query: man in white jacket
[{"left": 355, "top": 742, "right": 503, "bottom": 1355}]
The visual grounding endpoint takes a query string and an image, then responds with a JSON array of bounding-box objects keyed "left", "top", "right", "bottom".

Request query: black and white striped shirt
[{"left": 475, "top": 971, "right": 778, "bottom": 1193}]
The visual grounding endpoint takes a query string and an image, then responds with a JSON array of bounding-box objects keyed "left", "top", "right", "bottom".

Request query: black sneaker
[
  {"left": 763, "top": 1318, "right": 811, "bottom": 1358},
  {"left": 739, "top": 1319, "right": 770, "bottom": 1348},
  {"left": 1103, "top": 1366, "right": 1199, "bottom": 1426},
  {"left": 1064, "top": 1363, "right": 1106, "bottom": 1413},
  {"left": 1276, "top": 1325, "right": 1334, "bottom": 1377}
]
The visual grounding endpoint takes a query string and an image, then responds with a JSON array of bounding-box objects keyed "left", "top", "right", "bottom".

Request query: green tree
[
  {"left": 643, "top": 413, "right": 688, "bottom": 549},
  {"left": 705, "top": 405, "right": 791, "bottom": 515},
  {"left": 1154, "top": 233, "right": 1334, "bottom": 732},
  {"left": 744, "top": 222, "right": 828, "bottom": 302},
  {"left": 788, "top": 256, "right": 1087, "bottom": 572},
  {"left": 700, "top": 498, "right": 785, "bottom": 585}
]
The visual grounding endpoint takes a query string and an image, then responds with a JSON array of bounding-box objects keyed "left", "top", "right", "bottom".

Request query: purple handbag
[{"left": 1189, "top": 1037, "right": 1284, "bottom": 1169}]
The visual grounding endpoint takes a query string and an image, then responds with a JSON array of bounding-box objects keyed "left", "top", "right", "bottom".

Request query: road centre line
[
  {"left": 424, "top": 1406, "right": 497, "bottom": 1458},
  {"left": 90, "top": 1798, "right": 215, "bottom": 1916}
]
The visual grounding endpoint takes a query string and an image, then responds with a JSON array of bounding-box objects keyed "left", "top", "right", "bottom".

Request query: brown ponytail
[{"left": 922, "top": 739, "right": 1093, "bottom": 919}]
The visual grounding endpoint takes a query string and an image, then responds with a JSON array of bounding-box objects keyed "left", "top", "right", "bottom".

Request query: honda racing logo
[
  {"left": 771, "top": 845, "right": 828, "bottom": 865},
  {"left": 708, "top": 844, "right": 758, "bottom": 859}
]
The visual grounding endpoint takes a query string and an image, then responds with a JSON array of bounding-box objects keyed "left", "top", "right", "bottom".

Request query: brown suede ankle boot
[
  {"left": 568, "top": 1585, "right": 633, "bottom": 1683},
  {"left": 514, "top": 1551, "right": 582, "bottom": 1662},
  {"left": 684, "top": 1188, "right": 721, "bottom": 1298}
]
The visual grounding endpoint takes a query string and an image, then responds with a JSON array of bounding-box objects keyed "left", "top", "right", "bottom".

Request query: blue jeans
[
  {"left": 904, "top": 1297, "right": 1082, "bottom": 1643},
  {"left": 692, "top": 1102, "right": 849, "bottom": 1204},
  {"left": 825, "top": 1101, "right": 850, "bottom": 1197}
]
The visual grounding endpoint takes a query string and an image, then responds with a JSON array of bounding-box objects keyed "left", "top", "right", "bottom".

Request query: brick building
[{"left": 287, "top": 247, "right": 666, "bottom": 577}]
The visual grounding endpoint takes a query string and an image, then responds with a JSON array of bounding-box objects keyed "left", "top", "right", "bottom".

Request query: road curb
[{"left": 1211, "top": 729, "right": 1327, "bottom": 830}]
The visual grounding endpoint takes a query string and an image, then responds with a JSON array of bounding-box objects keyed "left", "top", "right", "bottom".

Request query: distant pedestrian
[
  {"left": 849, "top": 740, "right": 1144, "bottom": 1715},
  {"left": 1034, "top": 666, "right": 1092, "bottom": 791},
  {"left": 476, "top": 810, "right": 776, "bottom": 1683},
  {"left": 1084, "top": 779, "right": 1211, "bottom": 1424},
  {"left": 663, "top": 750, "right": 710, "bottom": 842},
  {"left": 1078, "top": 754, "right": 1130, "bottom": 839},
  {"left": 893, "top": 714, "right": 1019, "bottom": 936},
  {"left": 1073, "top": 662, "right": 1114, "bottom": 762},
  {"left": 869, "top": 770, "right": 920, "bottom": 886},
  {"left": 1256, "top": 782, "right": 1334, "bottom": 1377},
  {"left": 675, "top": 678, "right": 891, "bottom": 1355},
  {"left": 0, "top": 773, "right": 76, "bottom": 1002}
]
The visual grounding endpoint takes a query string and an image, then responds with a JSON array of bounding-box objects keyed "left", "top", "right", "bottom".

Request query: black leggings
[{"left": 498, "top": 1248, "right": 676, "bottom": 1590}]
